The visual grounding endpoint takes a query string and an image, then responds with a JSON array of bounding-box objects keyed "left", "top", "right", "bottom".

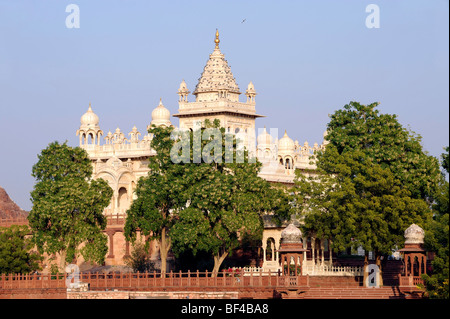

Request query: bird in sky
[{"left": 241, "top": 19, "right": 246, "bottom": 23}]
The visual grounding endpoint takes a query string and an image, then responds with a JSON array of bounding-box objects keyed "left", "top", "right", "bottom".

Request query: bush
[{"left": 124, "top": 241, "right": 155, "bottom": 273}]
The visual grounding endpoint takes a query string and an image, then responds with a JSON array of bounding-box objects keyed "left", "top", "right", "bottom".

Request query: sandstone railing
[
  {"left": 0, "top": 271, "right": 309, "bottom": 290},
  {"left": 399, "top": 275, "right": 424, "bottom": 287},
  {"left": 232, "top": 265, "right": 364, "bottom": 277},
  {"left": 302, "top": 265, "right": 364, "bottom": 277}
]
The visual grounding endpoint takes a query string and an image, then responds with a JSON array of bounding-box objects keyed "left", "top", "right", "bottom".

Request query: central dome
[{"left": 193, "top": 30, "right": 240, "bottom": 96}]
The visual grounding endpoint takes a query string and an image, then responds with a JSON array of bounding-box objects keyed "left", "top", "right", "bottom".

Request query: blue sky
[{"left": 0, "top": 0, "right": 448, "bottom": 211}]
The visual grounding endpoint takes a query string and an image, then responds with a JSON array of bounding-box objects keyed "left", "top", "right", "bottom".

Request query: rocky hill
[{"left": 0, "top": 186, "right": 28, "bottom": 219}]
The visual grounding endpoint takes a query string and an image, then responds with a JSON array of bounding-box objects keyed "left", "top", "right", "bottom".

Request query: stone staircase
[{"left": 300, "top": 287, "right": 408, "bottom": 299}]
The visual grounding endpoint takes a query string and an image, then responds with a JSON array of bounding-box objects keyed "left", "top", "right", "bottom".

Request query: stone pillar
[
  {"left": 321, "top": 240, "right": 325, "bottom": 266},
  {"left": 106, "top": 230, "right": 115, "bottom": 258},
  {"left": 303, "top": 238, "right": 307, "bottom": 263}
]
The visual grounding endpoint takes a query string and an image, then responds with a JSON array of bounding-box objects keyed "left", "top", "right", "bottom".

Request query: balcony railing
[
  {"left": 399, "top": 276, "right": 423, "bottom": 287},
  {"left": 0, "top": 271, "right": 309, "bottom": 291}
]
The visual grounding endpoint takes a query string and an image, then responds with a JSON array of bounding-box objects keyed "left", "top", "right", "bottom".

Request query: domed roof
[
  {"left": 246, "top": 81, "right": 255, "bottom": 92},
  {"left": 257, "top": 127, "right": 273, "bottom": 145},
  {"left": 281, "top": 223, "right": 302, "bottom": 244},
  {"left": 80, "top": 103, "right": 99, "bottom": 127},
  {"left": 278, "top": 130, "right": 295, "bottom": 153},
  {"left": 178, "top": 79, "right": 189, "bottom": 92},
  {"left": 151, "top": 98, "right": 171, "bottom": 127},
  {"left": 404, "top": 224, "right": 425, "bottom": 244},
  {"left": 193, "top": 30, "right": 240, "bottom": 96}
]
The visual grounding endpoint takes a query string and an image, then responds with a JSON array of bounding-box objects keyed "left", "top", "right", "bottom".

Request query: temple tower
[{"left": 173, "top": 29, "right": 264, "bottom": 135}]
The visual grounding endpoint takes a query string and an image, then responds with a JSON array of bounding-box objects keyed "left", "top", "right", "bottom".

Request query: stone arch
[
  {"left": 117, "top": 172, "right": 136, "bottom": 215},
  {"left": 266, "top": 237, "right": 276, "bottom": 261},
  {"left": 95, "top": 170, "right": 118, "bottom": 214},
  {"left": 118, "top": 187, "right": 129, "bottom": 215},
  {"left": 284, "top": 155, "right": 294, "bottom": 169},
  {"left": 86, "top": 129, "right": 97, "bottom": 145}
]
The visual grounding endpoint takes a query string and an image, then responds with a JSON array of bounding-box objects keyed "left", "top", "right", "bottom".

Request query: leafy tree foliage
[
  {"left": 170, "top": 120, "right": 291, "bottom": 274},
  {"left": 0, "top": 225, "right": 42, "bottom": 274},
  {"left": 126, "top": 120, "right": 291, "bottom": 274},
  {"left": 422, "top": 147, "right": 449, "bottom": 298},
  {"left": 326, "top": 101, "right": 441, "bottom": 201},
  {"left": 28, "top": 141, "right": 113, "bottom": 270},
  {"left": 296, "top": 148, "right": 430, "bottom": 254},
  {"left": 125, "top": 125, "right": 187, "bottom": 273},
  {"left": 294, "top": 102, "right": 439, "bottom": 283}
]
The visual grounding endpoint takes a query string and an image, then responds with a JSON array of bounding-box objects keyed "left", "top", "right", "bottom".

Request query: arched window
[
  {"left": 87, "top": 133, "right": 94, "bottom": 145},
  {"left": 285, "top": 158, "right": 290, "bottom": 169},
  {"left": 266, "top": 238, "right": 276, "bottom": 261},
  {"left": 118, "top": 187, "right": 129, "bottom": 215}
]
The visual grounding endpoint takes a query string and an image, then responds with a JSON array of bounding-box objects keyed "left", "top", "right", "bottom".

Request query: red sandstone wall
[{"left": 309, "top": 276, "right": 363, "bottom": 287}]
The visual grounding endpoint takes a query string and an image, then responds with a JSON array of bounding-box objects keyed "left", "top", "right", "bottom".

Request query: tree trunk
[
  {"left": 59, "top": 250, "right": 67, "bottom": 273},
  {"left": 376, "top": 254, "right": 384, "bottom": 286},
  {"left": 159, "top": 227, "right": 171, "bottom": 274},
  {"left": 363, "top": 253, "right": 369, "bottom": 287},
  {"left": 212, "top": 251, "right": 228, "bottom": 277}
]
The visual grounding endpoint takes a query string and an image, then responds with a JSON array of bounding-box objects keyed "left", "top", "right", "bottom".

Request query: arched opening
[
  {"left": 266, "top": 238, "right": 276, "bottom": 261},
  {"left": 118, "top": 187, "right": 129, "bottom": 215},
  {"left": 87, "top": 133, "right": 94, "bottom": 145}
]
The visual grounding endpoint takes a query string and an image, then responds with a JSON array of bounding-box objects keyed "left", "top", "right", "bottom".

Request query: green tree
[
  {"left": 294, "top": 102, "right": 439, "bottom": 284},
  {"left": 126, "top": 120, "right": 291, "bottom": 275},
  {"left": 422, "top": 147, "right": 449, "bottom": 298},
  {"left": 125, "top": 125, "right": 187, "bottom": 274},
  {"left": 0, "top": 225, "right": 42, "bottom": 274},
  {"left": 169, "top": 120, "right": 291, "bottom": 274},
  {"left": 28, "top": 141, "right": 113, "bottom": 271},
  {"left": 326, "top": 101, "right": 441, "bottom": 202},
  {"left": 296, "top": 148, "right": 431, "bottom": 283}
]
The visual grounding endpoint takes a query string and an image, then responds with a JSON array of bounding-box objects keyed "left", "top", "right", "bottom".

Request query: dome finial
[{"left": 215, "top": 29, "right": 220, "bottom": 49}]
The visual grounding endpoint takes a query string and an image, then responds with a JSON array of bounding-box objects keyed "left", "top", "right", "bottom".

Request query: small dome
[
  {"left": 404, "top": 224, "right": 425, "bottom": 244},
  {"left": 278, "top": 130, "right": 295, "bottom": 153},
  {"left": 257, "top": 127, "right": 273, "bottom": 145},
  {"left": 281, "top": 223, "right": 302, "bottom": 244},
  {"left": 80, "top": 104, "right": 99, "bottom": 127},
  {"left": 178, "top": 80, "right": 188, "bottom": 92},
  {"left": 151, "top": 98, "right": 171, "bottom": 127}
]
